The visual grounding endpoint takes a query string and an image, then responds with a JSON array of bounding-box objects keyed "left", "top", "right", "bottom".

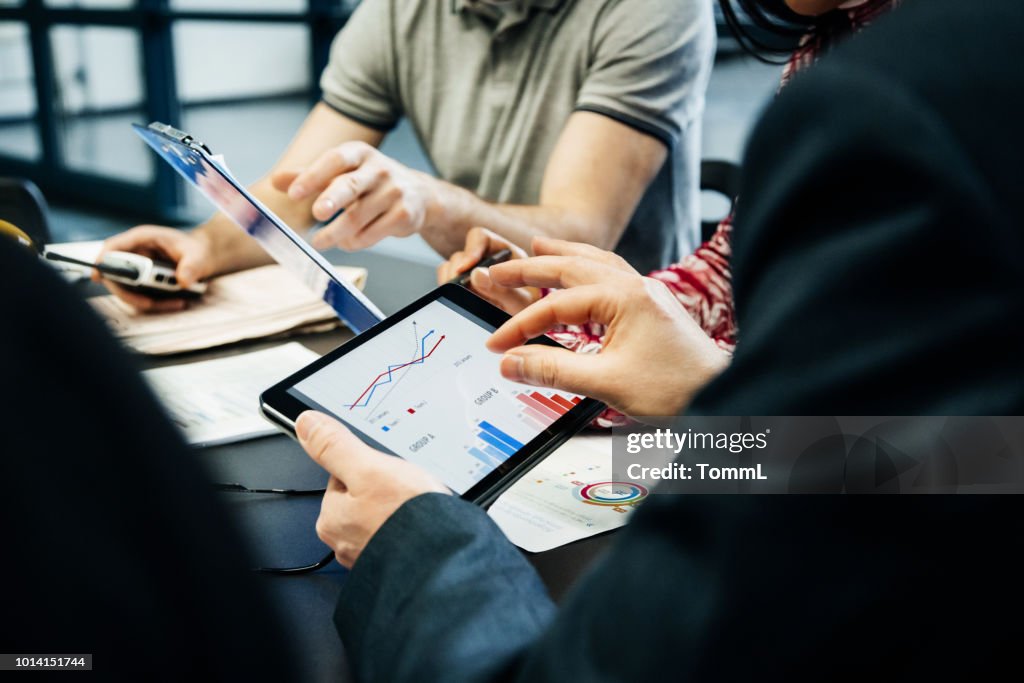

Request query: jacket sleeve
[{"left": 334, "top": 493, "right": 555, "bottom": 683}]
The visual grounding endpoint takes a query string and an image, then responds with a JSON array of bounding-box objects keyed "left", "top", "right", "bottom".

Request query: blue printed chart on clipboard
[{"left": 133, "top": 122, "right": 385, "bottom": 335}]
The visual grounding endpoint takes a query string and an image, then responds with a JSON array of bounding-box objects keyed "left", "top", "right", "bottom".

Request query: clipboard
[{"left": 133, "top": 122, "right": 385, "bottom": 335}]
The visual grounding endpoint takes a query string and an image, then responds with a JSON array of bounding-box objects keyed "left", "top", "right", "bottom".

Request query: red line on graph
[{"left": 348, "top": 335, "right": 446, "bottom": 410}]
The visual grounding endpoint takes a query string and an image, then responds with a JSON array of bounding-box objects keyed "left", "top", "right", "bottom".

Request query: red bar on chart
[
  {"left": 571, "top": 396, "right": 582, "bottom": 404},
  {"left": 531, "top": 392, "right": 569, "bottom": 416},
  {"left": 516, "top": 392, "right": 561, "bottom": 421},
  {"left": 550, "top": 394, "right": 575, "bottom": 411},
  {"left": 523, "top": 405, "right": 555, "bottom": 428},
  {"left": 520, "top": 411, "right": 549, "bottom": 431}
]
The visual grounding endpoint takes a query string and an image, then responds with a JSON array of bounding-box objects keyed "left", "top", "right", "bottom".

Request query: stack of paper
[
  {"left": 142, "top": 342, "right": 320, "bottom": 447},
  {"left": 89, "top": 263, "right": 366, "bottom": 355}
]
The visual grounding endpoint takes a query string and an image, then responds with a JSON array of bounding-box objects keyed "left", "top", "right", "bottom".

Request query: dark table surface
[{"left": 120, "top": 248, "right": 615, "bottom": 682}]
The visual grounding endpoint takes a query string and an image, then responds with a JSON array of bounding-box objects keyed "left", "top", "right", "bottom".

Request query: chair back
[
  {"left": 0, "top": 178, "right": 51, "bottom": 251},
  {"left": 700, "top": 160, "right": 741, "bottom": 243}
]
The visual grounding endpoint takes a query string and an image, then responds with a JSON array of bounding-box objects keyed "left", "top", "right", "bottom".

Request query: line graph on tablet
[
  {"left": 291, "top": 298, "right": 587, "bottom": 494},
  {"left": 346, "top": 322, "right": 446, "bottom": 412}
]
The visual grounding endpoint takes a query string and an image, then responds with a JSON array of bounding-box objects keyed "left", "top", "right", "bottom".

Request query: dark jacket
[
  {"left": 0, "top": 241, "right": 296, "bottom": 679},
  {"left": 332, "top": 1, "right": 1024, "bottom": 680}
]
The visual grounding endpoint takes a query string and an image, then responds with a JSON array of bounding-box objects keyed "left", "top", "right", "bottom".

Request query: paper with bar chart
[
  {"left": 290, "top": 298, "right": 583, "bottom": 494},
  {"left": 488, "top": 434, "right": 639, "bottom": 553}
]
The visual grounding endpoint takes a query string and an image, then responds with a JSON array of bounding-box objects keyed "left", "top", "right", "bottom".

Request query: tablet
[
  {"left": 132, "top": 122, "right": 384, "bottom": 334},
  {"left": 260, "top": 284, "right": 604, "bottom": 506}
]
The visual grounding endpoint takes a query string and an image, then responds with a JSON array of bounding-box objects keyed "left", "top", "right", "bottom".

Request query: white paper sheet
[
  {"left": 489, "top": 434, "right": 641, "bottom": 553},
  {"left": 142, "top": 342, "right": 320, "bottom": 447}
]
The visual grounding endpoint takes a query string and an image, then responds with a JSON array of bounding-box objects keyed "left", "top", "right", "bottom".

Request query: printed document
[
  {"left": 142, "top": 342, "right": 320, "bottom": 446},
  {"left": 489, "top": 434, "right": 638, "bottom": 552}
]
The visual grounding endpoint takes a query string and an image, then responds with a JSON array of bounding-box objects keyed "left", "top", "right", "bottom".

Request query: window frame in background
[{"left": 0, "top": 0, "right": 352, "bottom": 223}]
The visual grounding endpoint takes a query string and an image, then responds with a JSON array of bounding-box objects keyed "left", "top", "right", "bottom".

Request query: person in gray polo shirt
[{"left": 99, "top": 0, "right": 714, "bottom": 312}]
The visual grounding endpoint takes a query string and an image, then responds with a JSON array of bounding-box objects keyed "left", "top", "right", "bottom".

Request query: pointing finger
[
  {"left": 487, "top": 285, "right": 619, "bottom": 352},
  {"left": 489, "top": 256, "right": 629, "bottom": 291},
  {"left": 288, "top": 142, "right": 376, "bottom": 201},
  {"left": 531, "top": 236, "right": 636, "bottom": 273},
  {"left": 499, "top": 344, "right": 603, "bottom": 397}
]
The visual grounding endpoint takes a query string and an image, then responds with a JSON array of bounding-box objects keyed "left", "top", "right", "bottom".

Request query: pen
[{"left": 448, "top": 248, "right": 513, "bottom": 287}]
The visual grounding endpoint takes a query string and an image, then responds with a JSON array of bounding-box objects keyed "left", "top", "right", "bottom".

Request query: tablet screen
[{"left": 288, "top": 297, "right": 585, "bottom": 494}]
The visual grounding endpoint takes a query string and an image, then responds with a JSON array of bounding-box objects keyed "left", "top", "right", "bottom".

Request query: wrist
[
  {"left": 190, "top": 223, "right": 225, "bottom": 275},
  {"left": 674, "top": 347, "right": 731, "bottom": 414},
  {"left": 421, "top": 173, "right": 446, "bottom": 232},
  {"left": 421, "top": 174, "right": 470, "bottom": 235}
]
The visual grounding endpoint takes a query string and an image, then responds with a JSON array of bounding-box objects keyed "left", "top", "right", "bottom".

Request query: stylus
[
  {"left": 448, "top": 249, "right": 513, "bottom": 287},
  {"left": 44, "top": 252, "right": 140, "bottom": 280}
]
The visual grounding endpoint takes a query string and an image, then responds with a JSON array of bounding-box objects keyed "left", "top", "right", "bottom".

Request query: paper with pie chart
[
  {"left": 488, "top": 434, "right": 645, "bottom": 553},
  {"left": 290, "top": 298, "right": 585, "bottom": 495}
]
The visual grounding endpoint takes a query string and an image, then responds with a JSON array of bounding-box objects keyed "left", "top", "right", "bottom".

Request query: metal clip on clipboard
[{"left": 146, "top": 122, "right": 212, "bottom": 155}]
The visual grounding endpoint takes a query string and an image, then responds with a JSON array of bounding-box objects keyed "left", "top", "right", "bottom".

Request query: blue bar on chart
[
  {"left": 483, "top": 444, "right": 509, "bottom": 463},
  {"left": 478, "top": 420, "right": 525, "bottom": 450},
  {"left": 468, "top": 447, "right": 501, "bottom": 468},
  {"left": 478, "top": 431, "right": 517, "bottom": 457}
]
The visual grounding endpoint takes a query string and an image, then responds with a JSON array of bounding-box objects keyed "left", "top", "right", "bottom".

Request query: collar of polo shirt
[{"left": 453, "top": 0, "right": 565, "bottom": 28}]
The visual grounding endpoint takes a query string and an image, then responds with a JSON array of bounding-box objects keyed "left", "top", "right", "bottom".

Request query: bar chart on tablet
[
  {"left": 514, "top": 390, "right": 582, "bottom": 429},
  {"left": 291, "top": 299, "right": 584, "bottom": 494}
]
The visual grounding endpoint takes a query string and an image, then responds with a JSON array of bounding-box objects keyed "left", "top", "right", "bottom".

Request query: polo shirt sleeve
[
  {"left": 575, "top": 0, "right": 716, "bottom": 147},
  {"left": 319, "top": 0, "right": 402, "bottom": 131}
]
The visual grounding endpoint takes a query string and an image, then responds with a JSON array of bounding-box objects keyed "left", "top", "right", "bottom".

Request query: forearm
[
  {"left": 420, "top": 110, "right": 667, "bottom": 259},
  {"left": 192, "top": 175, "right": 319, "bottom": 276},
  {"left": 423, "top": 180, "right": 619, "bottom": 258}
]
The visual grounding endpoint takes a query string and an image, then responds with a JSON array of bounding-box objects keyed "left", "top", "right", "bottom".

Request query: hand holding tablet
[{"left": 294, "top": 410, "right": 451, "bottom": 568}]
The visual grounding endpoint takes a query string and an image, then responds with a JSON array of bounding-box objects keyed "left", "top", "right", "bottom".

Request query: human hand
[
  {"left": 94, "top": 225, "right": 215, "bottom": 312},
  {"left": 272, "top": 142, "right": 439, "bottom": 252},
  {"left": 296, "top": 411, "right": 450, "bottom": 568},
  {"left": 436, "top": 227, "right": 534, "bottom": 313},
  {"left": 527, "top": 235, "right": 639, "bottom": 275},
  {"left": 485, "top": 257, "right": 729, "bottom": 417},
  {"left": 438, "top": 231, "right": 638, "bottom": 315}
]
